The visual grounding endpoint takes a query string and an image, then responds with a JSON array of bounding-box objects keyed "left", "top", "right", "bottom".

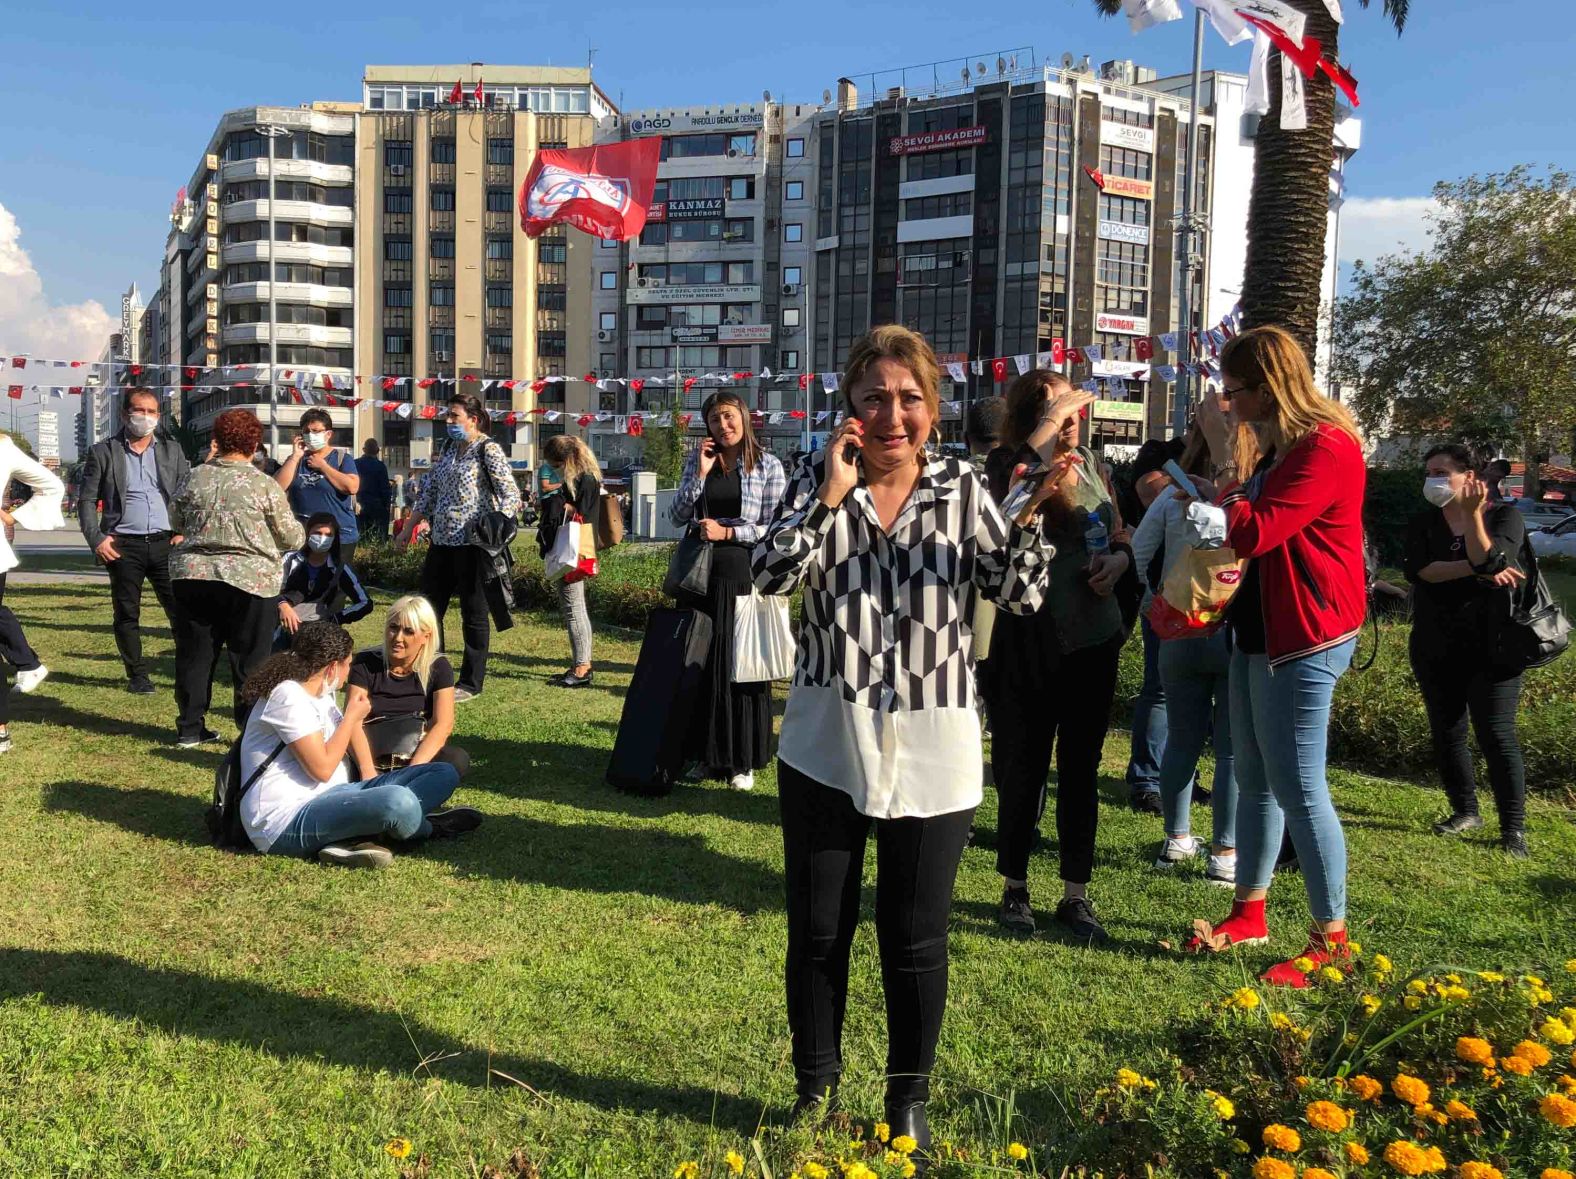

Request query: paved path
[{"left": 8, "top": 526, "right": 104, "bottom": 583}]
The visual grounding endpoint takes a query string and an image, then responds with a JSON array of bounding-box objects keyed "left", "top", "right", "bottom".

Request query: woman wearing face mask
[
  {"left": 668, "top": 391, "right": 787, "bottom": 791},
  {"left": 274, "top": 409, "right": 361, "bottom": 565},
  {"left": 537, "top": 434, "right": 602, "bottom": 689},
  {"left": 395, "top": 394, "right": 521, "bottom": 702},
  {"left": 983, "top": 370, "right": 1135, "bottom": 944},
  {"left": 1403, "top": 444, "right": 1530, "bottom": 856},
  {"left": 237, "top": 621, "right": 478, "bottom": 868},
  {"left": 756, "top": 326, "right": 1067, "bottom": 1153},
  {"left": 275, "top": 511, "right": 372, "bottom": 650},
  {"left": 347, "top": 594, "right": 469, "bottom": 781}
]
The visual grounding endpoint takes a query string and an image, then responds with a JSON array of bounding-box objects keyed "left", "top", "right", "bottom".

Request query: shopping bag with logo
[
  {"left": 732, "top": 588, "right": 796, "bottom": 682},
  {"left": 545, "top": 515, "right": 583, "bottom": 582},
  {"left": 564, "top": 513, "right": 599, "bottom": 584},
  {"left": 1147, "top": 545, "right": 1247, "bottom": 640}
]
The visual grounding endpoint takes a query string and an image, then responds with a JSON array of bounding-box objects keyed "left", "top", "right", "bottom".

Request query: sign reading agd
[
  {"left": 1099, "top": 121, "right": 1156, "bottom": 154},
  {"left": 625, "top": 110, "right": 766, "bottom": 137}
]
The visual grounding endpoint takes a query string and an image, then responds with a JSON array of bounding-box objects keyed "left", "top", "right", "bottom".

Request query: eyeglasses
[{"left": 1221, "top": 384, "right": 1249, "bottom": 400}]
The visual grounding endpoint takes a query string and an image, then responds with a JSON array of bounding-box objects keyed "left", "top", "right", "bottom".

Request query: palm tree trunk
[{"left": 1240, "top": 0, "right": 1342, "bottom": 360}]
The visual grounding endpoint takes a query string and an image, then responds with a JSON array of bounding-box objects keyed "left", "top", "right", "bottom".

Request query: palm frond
[
  {"left": 1092, "top": 0, "right": 1124, "bottom": 16},
  {"left": 1357, "top": 0, "right": 1409, "bottom": 34}
]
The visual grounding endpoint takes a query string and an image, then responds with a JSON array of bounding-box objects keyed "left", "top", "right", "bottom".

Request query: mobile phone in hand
[{"left": 1001, "top": 462, "right": 1049, "bottom": 520}]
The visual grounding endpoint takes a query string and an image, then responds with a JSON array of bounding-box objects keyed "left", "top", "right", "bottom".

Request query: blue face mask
[{"left": 446, "top": 423, "right": 468, "bottom": 442}]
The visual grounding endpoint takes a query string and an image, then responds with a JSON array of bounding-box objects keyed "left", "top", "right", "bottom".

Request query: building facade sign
[
  {"left": 627, "top": 283, "right": 762, "bottom": 306},
  {"left": 36, "top": 410, "right": 59, "bottom": 460},
  {"left": 665, "top": 197, "right": 727, "bottom": 221},
  {"left": 1099, "top": 121, "right": 1156, "bottom": 153},
  {"left": 626, "top": 111, "right": 765, "bottom": 136},
  {"left": 670, "top": 325, "right": 718, "bottom": 343},
  {"left": 1095, "top": 312, "right": 1150, "bottom": 336},
  {"left": 1092, "top": 360, "right": 1151, "bottom": 379},
  {"left": 1103, "top": 175, "right": 1154, "bottom": 200},
  {"left": 886, "top": 125, "right": 988, "bottom": 157},
  {"left": 1098, "top": 219, "right": 1151, "bottom": 246},
  {"left": 1093, "top": 399, "right": 1145, "bottom": 421},
  {"left": 717, "top": 323, "right": 772, "bottom": 343}
]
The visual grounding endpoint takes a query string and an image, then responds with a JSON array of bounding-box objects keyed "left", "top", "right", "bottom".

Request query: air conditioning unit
[
  {"left": 389, "top": 164, "right": 408, "bottom": 177},
  {"left": 434, "top": 350, "right": 452, "bottom": 362},
  {"left": 635, "top": 276, "right": 650, "bottom": 287},
  {"left": 595, "top": 329, "right": 614, "bottom": 342},
  {"left": 726, "top": 148, "right": 740, "bottom": 158},
  {"left": 782, "top": 283, "right": 800, "bottom": 296}
]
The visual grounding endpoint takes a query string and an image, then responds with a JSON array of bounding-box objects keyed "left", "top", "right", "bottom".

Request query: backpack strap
[
  {"left": 240, "top": 741, "right": 287, "bottom": 795},
  {"left": 472, "top": 440, "right": 503, "bottom": 510}
]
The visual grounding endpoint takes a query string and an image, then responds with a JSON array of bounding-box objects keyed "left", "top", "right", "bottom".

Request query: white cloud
[
  {"left": 1337, "top": 195, "right": 1439, "bottom": 268},
  {"left": 0, "top": 201, "right": 116, "bottom": 362}
]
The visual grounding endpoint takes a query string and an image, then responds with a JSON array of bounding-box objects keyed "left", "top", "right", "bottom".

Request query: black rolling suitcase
[{"left": 606, "top": 607, "right": 714, "bottom": 796}]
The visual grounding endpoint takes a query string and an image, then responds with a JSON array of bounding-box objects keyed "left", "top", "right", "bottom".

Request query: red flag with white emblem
[{"left": 518, "top": 139, "right": 662, "bottom": 241}]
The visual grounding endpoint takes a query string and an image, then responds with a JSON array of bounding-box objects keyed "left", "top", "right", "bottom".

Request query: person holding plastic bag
[
  {"left": 668, "top": 390, "right": 787, "bottom": 792},
  {"left": 537, "top": 434, "right": 601, "bottom": 689}
]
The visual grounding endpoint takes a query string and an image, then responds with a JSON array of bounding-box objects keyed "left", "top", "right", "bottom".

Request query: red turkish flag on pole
[
  {"left": 1050, "top": 339, "right": 1066, "bottom": 366},
  {"left": 449, "top": 80, "right": 464, "bottom": 105},
  {"left": 518, "top": 139, "right": 662, "bottom": 241},
  {"left": 6, "top": 386, "right": 20, "bottom": 399},
  {"left": 474, "top": 79, "right": 484, "bottom": 105},
  {"left": 992, "top": 357, "right": 1009, "bottom": 382},
  {"left": 1082, "top": 166, "right": 1106, "bottom": 190},
  {"left": 1134, "top": 337, "right": 1154, "bottom": 362}
]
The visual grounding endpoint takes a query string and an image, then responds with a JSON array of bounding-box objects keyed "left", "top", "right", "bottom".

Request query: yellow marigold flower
[
  {"left": 891, "top": 1135, "right": 918, "bottom": 1156},
  {"left": 1542, "top": 1018, "right": 1576, "bottom": 1046},
  {"left": 884, "top": 1151, "right": 904, "bottom": 1167},
  {"left": 1007, "top": 1142, "right": 1028, "bottom": 1161},
  {"left": 804, "top": 1166, "right": 829, "bottom": 1179},
  {"left": 1513, "top": 1040, "right": 1553, "bottom": 1067},
  {"left": 1348, "top": 941, "right": 1362, "bottom": 954},
  {"left": 1345, "top": 1141, "right": 1370, "bottom": 1165},
  {"left": 1458, "top": 1163, "right": 1503, "bottom": 1179},
  {"left": 1305, "top": 1100, "right": 1349, "bottom": 1133},
  {"left": 1560, "top": 1074, "right": 1576, "bottom": 1095},
  {"left": 1477, "top": 971, "right": 1506, "bottom": 983},
  {"left": 844, "top": 1165, "right": 875, "bottom": 1179},
  {"left": 872, "top": 1121, "right": 889, "bottom": 1143},
  {"left": 1538, "top": 988, "right": 1557, "bottom": 1005},
  {"left": 1293, "top": 956, "right": 1316, "bottom": 974},
  {"left": 673, "top": 1164, "right": 700, "bottom": 1179},
  {"left": 1526, "top": 975, "right": 1547, "bottom": 986},
  {"left": 1231, "top": 986, "right": 1262, "bottom": 1009},
  {"left": 1540, "top": 1170, "right": 1576, "bottom": 1179},
  {"left": 1251, "top": 1159, "right": 1296, "bottom": 1179},
  {"left": 1212, "top": 1095, "right": 1236, "bottom": 1120},
  {"left": 1391, "top": 1075, "right": 1430, "bottom": 1107},
  {"left": 1561, "top": 1008, "right": 1576, "bottom": 1025},
  {"left": 1350, "top": 1074, "right": 1383, "bottom": 1101},
  {"left": 1542, "top": 1092, "right": 1576, "bottom": 1129},
  {"left": 1408, "top": 979, "right": 1429, "bottom": 994},
  {"left": 1444, "top": 1099, "right": 1477, "bottom": 1121},
  {"left": 725, "top": 1150, "right": 745, "bottom": 1176},
  {"left": 385, "top": 1138, "right": 413, "bottom": 1160},
  {"left": 1262, "top": 1124, "right": 1301, "bottom": 1152},
  {"left": 1361, "top": 994, "right": 1383, "bottom": 1017},
  {"left": 1320, "top": 966, "right": 1346, "bottom": 984},
  {"left": 1444, "top": 973, "right": 1462, "bottom": 985},
  {"left": 1115, "top": 1067, "right": 1143, "bottom": 1088},
  {"left": 901, "top": 1165, "right": 916, "bottom": 1179},
  {"left": 1231, "top": 1138, "right": 1252, "bottom": 1154},
  {"left": 1566, "top": 959, "right": 1576, "bottom": 974},
  {"left": 1456, "top": 1037, "right": 1495, "bottom": 1066},
  {"left": 1501, "top": 1053, "right": 1534, "bottom": 1076},
  {"left": 1404, "top": 995, "right": 1423, "bottom": 1011},
  {"left": 1443, "top": 985, "right": 1470, "bottom": 1001},
  {"left": 1304, "top": 1170, "right": 1338, "bottom": 1179},
  {"left": 1294, "top": 1076, "right": 1311, "bottom": 1089},
  {"left": 1373, "top": 953, "right": 1393, "bottom": 974},
  {"left": 1271, "top": 1012, "right": 1294, "bottom": 1031}
]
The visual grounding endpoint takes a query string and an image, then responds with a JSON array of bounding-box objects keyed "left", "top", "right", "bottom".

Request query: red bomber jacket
[{"left": 1219, "top": 423, "right": 1368, "bottom": 668}]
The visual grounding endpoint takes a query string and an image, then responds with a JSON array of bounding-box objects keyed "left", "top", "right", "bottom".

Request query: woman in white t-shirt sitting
[{"left": 238, "top": 621, "right": 480, "bottom": 868}]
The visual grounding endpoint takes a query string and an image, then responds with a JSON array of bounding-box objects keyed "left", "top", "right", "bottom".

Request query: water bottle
[{"left": 1083, "top": 508, "right": 1109, "bottom": 560}]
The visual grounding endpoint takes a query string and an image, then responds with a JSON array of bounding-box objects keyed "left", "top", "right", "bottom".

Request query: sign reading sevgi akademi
[
  {"left": 887, "top": 125, "right": 988, "bottom": 157},
  {"left": 1095, "top": 312, "right": 1150, "bottom": 336},
  {"left": 1098, "top": 219, "right": 1151, "bottom": 246},
  {"left": 1103, "top": 175, "right": 1154, "bottom": 200},
  {"left": 1099, "top": 121, "right": 1156, "bottom": 154},
  {"left": 627, "top": 283, "right": 761, "bottom": 306}
]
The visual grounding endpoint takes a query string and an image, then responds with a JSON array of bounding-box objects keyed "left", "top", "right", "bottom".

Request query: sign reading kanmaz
[{"left": 887, "top": 125, "right": 988, "bottom": 157}]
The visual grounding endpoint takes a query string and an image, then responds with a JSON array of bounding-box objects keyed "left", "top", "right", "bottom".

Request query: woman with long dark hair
[
  {"left": 985, "top": 369, "right": 1134, "bottom": 943},
  {"left": 1183, "top": 325, "right": 1370, "bottom": 986},
  {"left": 669, "top": 390, "right": 787, "bottom": 791},
  {"left": 395, "top": 393, "right": 520, "bottom": 701},
  {"left": 537, "top": 434, "right": 602, "bottom": 688},
  {"left": 238, "top": 621, "right": 478, "bottom": 867},
  {"left": 1403, "top": 443, "right": 1530, "bottom": 855}
]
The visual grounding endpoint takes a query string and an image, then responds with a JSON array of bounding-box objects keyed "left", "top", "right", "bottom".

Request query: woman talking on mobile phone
[
  {"left": 668, "top": 390, "right": 786, "bottom": 791},
  {"left": 755, "top": 325, "right": 1075, "bottom": 1155}
]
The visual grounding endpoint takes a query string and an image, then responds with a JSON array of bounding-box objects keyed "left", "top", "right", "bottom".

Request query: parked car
[
  {"left": 1529, "top": 514, "right": 1576, "bottom": 560},
  {"left": 1510, "top": 498, "right": 1576, "bottom": 532}
]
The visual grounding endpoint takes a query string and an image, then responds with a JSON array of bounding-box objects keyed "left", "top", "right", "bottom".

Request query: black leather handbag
[
  {"left": 662, "top": 485, "right": 712, "bottom": 599},
  {"left": 363, "top": 713, "right": 428, "bottom": 771},
  {"left": 1494, "top": 542, "right": 1571, "bottom": 673}
]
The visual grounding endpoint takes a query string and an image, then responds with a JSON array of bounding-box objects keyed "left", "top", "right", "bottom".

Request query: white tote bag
[
  {"left": 732, "top": 589, "right": 796, "bottom": 683},
  {"left": 544, "top": 517, "right": 582, "bottom": 582}
]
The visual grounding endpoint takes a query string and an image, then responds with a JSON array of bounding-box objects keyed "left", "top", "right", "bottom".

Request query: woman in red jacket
[{"left": 1184, "top": 326, "right": 1368, "bottom": 987}]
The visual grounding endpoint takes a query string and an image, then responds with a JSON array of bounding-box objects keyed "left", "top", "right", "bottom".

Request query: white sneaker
[
  {"left": 729, "top": 772, "right": 755, "bottom": 792},
  {"left": 1206, "top": 854, "right": 1237, "bottom": 887},
  {"left": 1154, "top": 835, "right": 1199, "bottom": 868},
  {"left": 12, "top": 665, "right": 48, "bottom": 694}
]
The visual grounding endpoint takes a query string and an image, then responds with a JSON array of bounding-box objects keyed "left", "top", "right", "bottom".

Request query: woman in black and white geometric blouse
[{"left": 753, "top": 324, "right": 1088, "bottom": 1155}]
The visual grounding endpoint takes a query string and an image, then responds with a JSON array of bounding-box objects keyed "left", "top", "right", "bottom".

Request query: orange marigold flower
[
  {"left": 1303, "top": 1170, "right": 1338, "bottom": 1179},
  {"left": 1541, "top": 1092, "right": 1576, "bottom": 1129},
  {"left": 1455, "top": 1037, "right": 1495, "bottom": 1066},
  {"left": 1539, "top": 1170, "right": 1576, "bottom": 1179},
  {"left": 1501, "top": 1054, "right": 1534, "bottom": 1077},
  {"left": 1444, "top": 1099, "right": 1477, "bottom": 1121},
  {"left": 1350, "top": 1075, "right": 1383, "bottom": 1102},
  {"left": 1391, "top": 1075, "right": 1430, "bottom": 1107},
  {"left": 1458, "top": 1164, "right": 1504, "bottom": 1179},
  {"left": 1250, "top": 1159, "right": 1296, "bottom": 1179},
  {"left": 1305, "top": 1101, "right": 1349, "bottom": 1133},
  {"left": 1345, "top": 1141, "right": 1370, "bottom": 1165},
  {"left": 1513, "top": 1040, "right": 1553, "bottom": 1068},
  {"left": 1262, "top": 1123, "right": 1301, "bottom": 1152},
  {"left": 1382, "top": 1140, "right": 1447, "bottom": 1177}
]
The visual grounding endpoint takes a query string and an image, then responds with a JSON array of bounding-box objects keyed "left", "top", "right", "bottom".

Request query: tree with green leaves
[
  {"left": 1094, "top": 0, "right": 1410, "bottom": 356},
  {"left": 1335, "top": 166, "right": 1576, "bottom": 498},
  {"left": 637, "top": 418, "right": 687, "bottom": 489}
]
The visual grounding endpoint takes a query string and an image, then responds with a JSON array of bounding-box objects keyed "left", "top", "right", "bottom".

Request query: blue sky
[{"left": 1, "top": 0, "right": 1572, "bottom": 444}]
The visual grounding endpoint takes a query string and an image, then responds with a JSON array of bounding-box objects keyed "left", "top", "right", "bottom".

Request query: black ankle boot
[
  {"left": 791, "top": 1078, "right": 839, "bottom": 1121},
  {"left": 885, "top": 1100, "right": 932, "bottom": 1169}
]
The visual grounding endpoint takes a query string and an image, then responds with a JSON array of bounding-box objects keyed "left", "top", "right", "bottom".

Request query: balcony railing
[
  {"left": 485, "top": 258, "right": 511, "bottom": 282},
  {"left": 430, "top": 209, "right": 456, "bottom": 232},
  {"left": 382, "top": 308, "right": 412, "bottom": 329},
  {"left": 383, "top": 260, "right": 412, "bottom": 283},
  {"left": 429, "top": 257, "right": 455, "bottom": 281},
  {"left": 485, "top": 307, "right": 512, "bottom": 329},
  {"left": 429, "top": 306, "right": 455, "bottom": 327},
  {"left": 484, "top": 211, "right": 511, "bottom": 234}
]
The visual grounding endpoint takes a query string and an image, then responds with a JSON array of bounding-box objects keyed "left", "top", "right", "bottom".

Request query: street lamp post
[
  {"left": 257, "top": 123, "right": 293, "bottom": 459},
  {"left": 1174, "top": 8, "right": 1206, "bottom": 439}
]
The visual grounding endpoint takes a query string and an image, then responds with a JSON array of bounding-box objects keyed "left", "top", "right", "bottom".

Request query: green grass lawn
[{"left": 0, "top": 582, "right": 1571, "bottom": 1177}]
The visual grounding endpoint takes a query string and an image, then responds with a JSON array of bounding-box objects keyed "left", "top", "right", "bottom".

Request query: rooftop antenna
[
  {"left": 822, "top": 88, "right": 832, "bottom": 104},
  {"left": 763, "top": 89, "right": 772, "bottom": 102},
  {"left": 1061, "top": 52, "right": 1075, "bottom": 70},
  {"left": 975, "top": 62, "right": 986, "bottom": 75},
  {"left": 587, "top": 44, "right": 598, "bottom": 71},
  {"left": 996, "top": 56, "right": 1006, "bottom": 74}
]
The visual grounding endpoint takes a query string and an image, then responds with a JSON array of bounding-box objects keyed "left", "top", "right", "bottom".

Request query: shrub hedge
[{"left": 355, "top": 537, "right": 1575, "bottom": 796}]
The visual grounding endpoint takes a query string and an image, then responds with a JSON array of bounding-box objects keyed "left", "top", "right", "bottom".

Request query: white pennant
[
  {"left": 395, "top": 404, "right": 413, "bottom": 419},
  {"left": 1192, "top": 0, "right": 1253, "bottom": 44},
  {"left": 945, "top": 361, "right": 966, "bottom": 383},
  {"left": 1280, "top": 53, "right": 1308, "bottom": 130},
  {"left": 759, "top": 366, "right": 773, "bottom": 379},
  {"left": 970, "top": 360, "right": 985, "bottom": 376},
  {"left": 815, "top": 411, "right": 834, "bottom": 424},
  {"left": 1035, "top": 351, "right": 1053, "bottom": 369},
  {"left": 1013, "top": 354, "right": 1032, "bottom": 376},
  {"left": 1122, "top": 0, "right": 1183, "bottom": 33},
  {"left": 821, "top": 372, "right": 840, "bottom": 393}
]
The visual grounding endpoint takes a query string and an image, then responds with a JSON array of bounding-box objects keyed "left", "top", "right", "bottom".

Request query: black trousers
[
  {"left": 1411, "top": 635, "right": 1526, "bottom": 833},
  {"left": 420, "top": 544, "right": 491, "bottom": 693},
  {"left": 360, "top": 507, "right": 390, "bottom": 544},
  {"left": 106, "top": 532, "right": 178, "bottom": 680},
  {"left": 172, "top": 579, "right": 275, "bottom": 740},
  {"left": 779, "top": 760, "right": 974, "bottom": 1107},
  {"left": 0, "top": 573, "right": 43, "bottom": 726},
  {"left": 988, "top": 624, "right": 1124, "bottom": 885}
]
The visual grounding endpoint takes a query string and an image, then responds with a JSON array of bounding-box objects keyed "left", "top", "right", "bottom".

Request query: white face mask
[
  {"left": 1423, "top": 476, "right": 1457, "bottom": 508},
  {"left": 125, "top": 414, "right": 158, "bottom": 438},
  {"left": 319, "top": 670, "right": 341, "bottom": 698},
  {"left": 305, "top": 431, "right": 328, "bottom": 452},
  {"left": 306, "top": 535, "right": 333, "bottom": 553}
]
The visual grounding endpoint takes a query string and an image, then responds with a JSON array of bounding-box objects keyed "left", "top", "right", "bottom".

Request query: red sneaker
[
  {"left": 1261, "top": 928, "right": 1351, "bottom": 988},
  {"left": 1184, "top": 899, "right": 1269, "bottom": 953}
]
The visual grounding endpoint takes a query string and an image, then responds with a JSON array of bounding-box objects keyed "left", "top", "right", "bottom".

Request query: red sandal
[{"left": 1184, "top": 898, "right": 1269, "bottom": 953}]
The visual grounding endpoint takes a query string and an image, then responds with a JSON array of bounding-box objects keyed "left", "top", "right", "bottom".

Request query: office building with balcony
[
  {"left": 354, "top": 65, "right": 615, "bottom": 475},
  {"left": 589, "top": 101, "right": 819, "bottom": 467},
  {"left": 165, "top": 104, "right": 357, "bottom": 455}
]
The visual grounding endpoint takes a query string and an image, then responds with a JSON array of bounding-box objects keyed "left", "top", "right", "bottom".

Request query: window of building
[
  {"left": 1097, "top": 192, "right": 1151, "bottom": 226},
  {"left": 430, "top": 235, "right": 456, "bottom": 258},
  {"left": 782, "top": 307, "right": 801, "bottom": 326},
  {"left": 385, "top": 141, "right": 413, "bottom": 168},
  {"left": 600, "top": 236, "right": 619, "bottom": 248},
  {"left": 658, "top": 132, "right": 757, "bottom": 160},
  {"left": 780, "top": 349, "right": 799, "bottom": 371},
  {"left": 384, "top": 333, "right": 411, "bottom": 354},
  {"left": 636, "top": 305, "right": 668, "bottom": 329},
  {"left": 431, "top": 138, "right": 457, "bottom": 164},
  {"left": 786, "top": 137, "right": 805, "bottom": 158},
  {"left": 784, "top": 223, "right": 803, "bottom": 243},
  {"left": 636, "top": 347, "right": 670, "bottom": 369},
  {"left": 430, "top": 283, "right": 455, "bottom": 306},
  {"left": 486, "top": 188, "right": 512, "bottom": 213},
  {"left": 599, "top": 312, "right": 617, "bottom": 331},
  {"left": 486, "top": 236, "right": 512, "bottom": 260},
  {"left": 599, "top": 271, "right": 618, "bottom": 290},
  {"left": 783, "top": 266, "right": 802, "bottom": 286},
  {"left": 384, "top": 189, "right": 413, "bottom": 213},
  {"left": 722, "top": 218, "right": 754, "bottom": 242},
  {"left": 902, "top": 192, "right": 973, "bottom": 220},
  {"left": 1097, "top": 145, "right": 1152, "bottom": 181},
  {"left": 727, "top": 176, "right": 756, "bottom": 201},
  {"left": 725, "top": 261, "right": 753, "bottom": 284},
  {"left": 538, "top": 331, "right": 567, "bottom": 356},
  {"left": 430, "top": 187, "right": 456, "bottom": 211},
  {"left": 785, "top": 180, "right": 805, "bottom": 201},
  {"left": 486, "top": 139, "right": 514, "bottom": 165},
  {"left": 538, "top": 241, "right": 567, "bottom": 263},
  {"left": 384, "top": 238, "right": 413, "bottom": 261},
  {"left": 537, "top": 287, "right": 567, "bottom": 310},
  {"left": 384, "top": 285, "right": 413, "bottom": 307},
  {"left": 486, "top": 332, "right": 512, "bottom": 354},
  {"left": 599, "top": 352, "right": 617, "bottom": 372},
  {"left": 430, "top": 330, "right": 455, "bottom": 355},
  {"left": 486, "top": 285, "right": 512, "bottom": 307}
]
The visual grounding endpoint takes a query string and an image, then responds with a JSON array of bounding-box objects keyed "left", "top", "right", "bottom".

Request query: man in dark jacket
[
  {"left": 354, "top": 439, "right": 394, "bottom": 543},
  {"left": 78, "top": 387, "right": 191, "bottom": 694}
]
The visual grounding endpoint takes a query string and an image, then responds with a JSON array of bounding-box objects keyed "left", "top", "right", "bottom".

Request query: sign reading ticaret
[{"left": 887, "top": 125, "right": 988, "bottom": 156}]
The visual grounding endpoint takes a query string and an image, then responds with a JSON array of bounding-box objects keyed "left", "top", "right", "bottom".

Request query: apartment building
[
  {"left": 589, "top": 101, "right": 819, "bottom": 465},
  {"left": 355, "top": 65, "right": 615, "bottom": 475}
]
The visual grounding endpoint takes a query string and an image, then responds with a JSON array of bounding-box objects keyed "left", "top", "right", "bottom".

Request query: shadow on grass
[
  {"left": 43, "top": 783, "right": 208, "bottom": 847},
  {"left": 492, "top": 652, "right": 638, "bottom": 677},
  {"left": 9, "top": 700, "right": 195, "bottom": 747},
  {"left": 0, "top": 947, "right": 769, "bottom": 1129}
]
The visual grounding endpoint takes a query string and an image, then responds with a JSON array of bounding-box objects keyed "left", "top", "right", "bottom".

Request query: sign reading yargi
[
  {"left": 1096, "top": 312, "right": 1150, "bottom": 336},
  {"left": 887, "top": 125, "right": 987, "bottom": 157}
]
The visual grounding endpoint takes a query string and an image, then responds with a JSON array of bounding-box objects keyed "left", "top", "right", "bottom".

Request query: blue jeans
[
  {"left": 265, "top": 762, "right": 461, "bottom": 859},
  {"left": 1125, "top": 616, "right": 1167, "bottom": 796},
  {"left": 1229, "top": 639, "right": 1355, "bottom": 921},
  {"left": 1158, "top": 632, "right": 1236, "bottom": 847}
]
